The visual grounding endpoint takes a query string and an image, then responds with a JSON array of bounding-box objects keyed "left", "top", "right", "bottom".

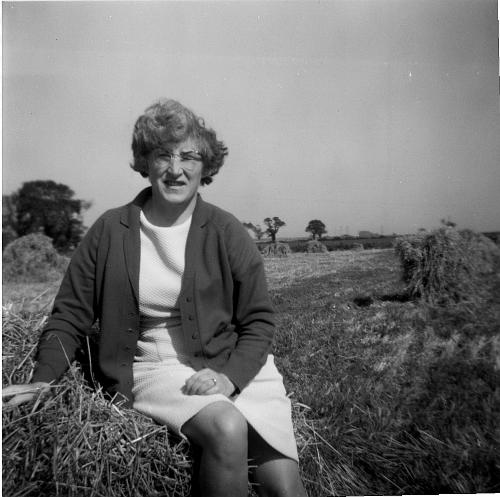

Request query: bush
[
  {"left": 2, "top": 233, "right": 68, "bottom": 283},
  {"left": 394, "top": 227, "right": 500, "bottom": 305},
  {"left": 306, "top": 240, "right": 328, "bottom": 253},
  {"left": 259, "top": 242, "right": 291, "bottom": 258}
]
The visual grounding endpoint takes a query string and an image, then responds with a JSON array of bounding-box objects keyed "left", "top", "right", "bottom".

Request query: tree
[
  {"left": 243, "top": 222, "right": 265, "bottom": 240},
  {"left": 9, "top": 180, "right": 91, "bottom": 252},
  {"left": 2, "top": 194, "right": 18, "bottom": 248},
  {"left": 305, "top": 220, "right": 327, "bottom": 240},
  {"left": 263, "top": 217, "right": 286, "bottom": 243}
]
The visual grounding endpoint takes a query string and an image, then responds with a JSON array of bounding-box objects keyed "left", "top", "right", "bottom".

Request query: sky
[{"left": 2, "top": 0, "right": 500, "bottom": 238}]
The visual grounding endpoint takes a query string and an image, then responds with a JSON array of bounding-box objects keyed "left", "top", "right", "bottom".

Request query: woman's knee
[
  {"left": 209, "top": 404, "right": 248, "bottom": 451},
  {"left": 182, "top": 402, "right": 248, "bottom": 452}
]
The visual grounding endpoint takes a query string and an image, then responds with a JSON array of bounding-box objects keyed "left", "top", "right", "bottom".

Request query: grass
[
  {"left": 267, "top": 249, "right": 500, "bottom": 495},
  {"left": 3, "top": 248, "right": 500, "bottom": 495}
]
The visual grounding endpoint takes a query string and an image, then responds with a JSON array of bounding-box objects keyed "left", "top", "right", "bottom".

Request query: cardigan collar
[{"left": 121, "top": 187, "right": 208, "bottom": 304}]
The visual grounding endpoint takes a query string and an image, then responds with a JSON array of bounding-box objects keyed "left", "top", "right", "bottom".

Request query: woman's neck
[{"left": 144, "top": 194, "right": 197, "bottom": 227}]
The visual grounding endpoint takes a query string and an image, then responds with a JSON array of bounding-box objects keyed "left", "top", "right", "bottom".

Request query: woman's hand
[
  {"left": 2, "top": 382, "right": 51, "bottom": 409},
  {"left": 183, "top": 369, "right": 236, "bottom": 397}
]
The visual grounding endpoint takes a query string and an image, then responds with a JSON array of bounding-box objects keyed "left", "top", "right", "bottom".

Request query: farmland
[
  {"left": 258, "top": 236, "right": 396, "bottom": 253},
  {"left": 3, "top": 248, "right": 500, "bottom": 496}
]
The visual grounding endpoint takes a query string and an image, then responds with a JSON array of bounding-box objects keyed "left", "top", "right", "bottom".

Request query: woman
[{"left": 4, "top": 99, "right": 307, "bottom": 497}]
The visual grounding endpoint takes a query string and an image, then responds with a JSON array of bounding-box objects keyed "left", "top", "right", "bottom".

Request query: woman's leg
[
  {"left": 248, "top": 426, "right": 307, "bottom": 497},
  {"left": 182, "top": 401, "right": 248, "bottom": 497}
]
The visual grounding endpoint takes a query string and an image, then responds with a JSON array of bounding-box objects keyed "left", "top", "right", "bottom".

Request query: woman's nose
[{"left": 166, "top": 161, "right": 182, "bottom": 176}]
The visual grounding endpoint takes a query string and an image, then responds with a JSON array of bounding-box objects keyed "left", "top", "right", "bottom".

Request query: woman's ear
[{"left": 201, "top": 175, "right": 213, "bottom": 186}]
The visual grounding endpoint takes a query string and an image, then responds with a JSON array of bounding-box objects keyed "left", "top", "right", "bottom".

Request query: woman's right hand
[{"left": 2, "top": 382, "right": 51, "bottom": 408}]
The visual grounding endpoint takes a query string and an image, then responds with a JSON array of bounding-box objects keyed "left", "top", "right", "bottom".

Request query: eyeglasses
[
  {"left": 151, "top": 149, "right": 203, "bottom": 173},
  {"left": 154, "top": 149, "right": 203, "bottom": 165}
]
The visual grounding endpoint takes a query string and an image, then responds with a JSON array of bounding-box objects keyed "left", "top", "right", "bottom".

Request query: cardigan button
[
  {"left": 186, "top": 297, "right": 192, "bottom": 303},
  {"left": 191, "top": 333, "right": 198, "bottom": 339},
  {"left": 127, "top": 328, "right": 134, "bottom": 333},
  {"left": 188, "top": 315, "right": 194, "bottom": 321}
]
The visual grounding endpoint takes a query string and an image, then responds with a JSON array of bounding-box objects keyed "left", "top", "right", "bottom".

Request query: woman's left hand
[{"left": 183, "top": 369, "right": 236, "bottom": 397}]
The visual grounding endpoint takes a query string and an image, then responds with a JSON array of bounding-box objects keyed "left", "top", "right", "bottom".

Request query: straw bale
[
  {"left": 259, "top": 242, "right": 291, "bottom": 258},
  {"left": 2, "top": 233, "right": 68, "bottom": 283},
  {"left": 306, "top": 240, "right": 328, "bottom": 253},
  {"left": 2, "top": 376, "right": 193, "bottom": 497},
  {"left": 2, "top": 306, "right": 191, "bottom": 496},
  {"left": 394, "top": 227, "right": 500, "bottom": 305}
]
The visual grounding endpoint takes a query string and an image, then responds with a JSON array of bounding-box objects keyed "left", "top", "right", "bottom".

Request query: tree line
[{"left": 243, "top": 218, "right": 327, "bottom": 242}]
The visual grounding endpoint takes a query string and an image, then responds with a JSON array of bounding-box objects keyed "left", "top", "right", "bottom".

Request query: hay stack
[
  {"left": 306, "top": 240, "right": 328, "bottom": 253},
  {"left": 3, "top": 379, "right": 193, "bottom": 497},
  {"left": 2, "top": 233, "right": 68, "bottom": 283},
  {"left": 259, "top": 242, "right": 291, "bottom": 258},
  {"left": 394, "top": 226, "right": 500, "bottom": 305},
  {"left": 2, "top": 306, "right": 193, "bottom": 497}
]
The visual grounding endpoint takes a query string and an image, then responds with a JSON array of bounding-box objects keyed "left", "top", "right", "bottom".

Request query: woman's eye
[{"left": 181, "top": 152, "right": 202, "bottom": 161}]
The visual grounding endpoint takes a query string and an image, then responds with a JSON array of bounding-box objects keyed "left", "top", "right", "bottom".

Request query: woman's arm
[
  {"left": 218, "top": 217, "right": 275, "bottom": 391},
  {"left": 31, "top": 216, "right": 105, "bottom": 385}
]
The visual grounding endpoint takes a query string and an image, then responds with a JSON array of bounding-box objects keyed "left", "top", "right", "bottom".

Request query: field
[
  {"left": 257, "top": 236, "right": 396, "bottom": 253},
  {"left": 3, "top": 248, "right": 500, "bottom": 496}
]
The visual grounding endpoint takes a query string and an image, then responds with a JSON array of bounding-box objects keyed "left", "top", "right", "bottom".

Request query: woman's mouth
[{"left": 164, "top": 179, "right": 185, "bottom": 188}]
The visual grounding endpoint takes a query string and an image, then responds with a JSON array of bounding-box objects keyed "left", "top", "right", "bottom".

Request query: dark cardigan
[{"left": 32, "top": 188, "right": 275, "bottom": 407}]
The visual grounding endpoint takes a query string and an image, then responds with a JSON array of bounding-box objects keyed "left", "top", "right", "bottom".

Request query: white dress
[{"left": 132, "top": 211, "right": 298, "bottom": 462}]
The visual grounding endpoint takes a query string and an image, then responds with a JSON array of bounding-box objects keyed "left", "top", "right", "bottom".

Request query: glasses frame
[
  {"left": 156, "top": 149, "right": 202, "bottom": 162},
  {"left": 150, "top": 148, "right": 204, "bottom": 173}
]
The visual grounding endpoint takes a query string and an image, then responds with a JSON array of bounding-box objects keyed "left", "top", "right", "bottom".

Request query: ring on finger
[{"left": 210, "top": 378, "right": 217, "bottom": 386}]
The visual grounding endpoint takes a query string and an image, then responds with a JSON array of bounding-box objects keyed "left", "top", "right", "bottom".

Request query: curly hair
[{"left": 130, "top": 99, "right": 228, "bottom": 185}]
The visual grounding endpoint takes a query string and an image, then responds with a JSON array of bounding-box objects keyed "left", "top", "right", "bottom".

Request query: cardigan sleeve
[
  {"left": 31, "top": 216, "right": 105, "bottom": 384},
  {"left": 218, "top": 217, "right": 275, "bottom": 391}
]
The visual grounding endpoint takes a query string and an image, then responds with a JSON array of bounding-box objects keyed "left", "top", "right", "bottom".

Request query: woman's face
[{"left": 147, "top": 138, "right": 204, "bottom": 210}]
